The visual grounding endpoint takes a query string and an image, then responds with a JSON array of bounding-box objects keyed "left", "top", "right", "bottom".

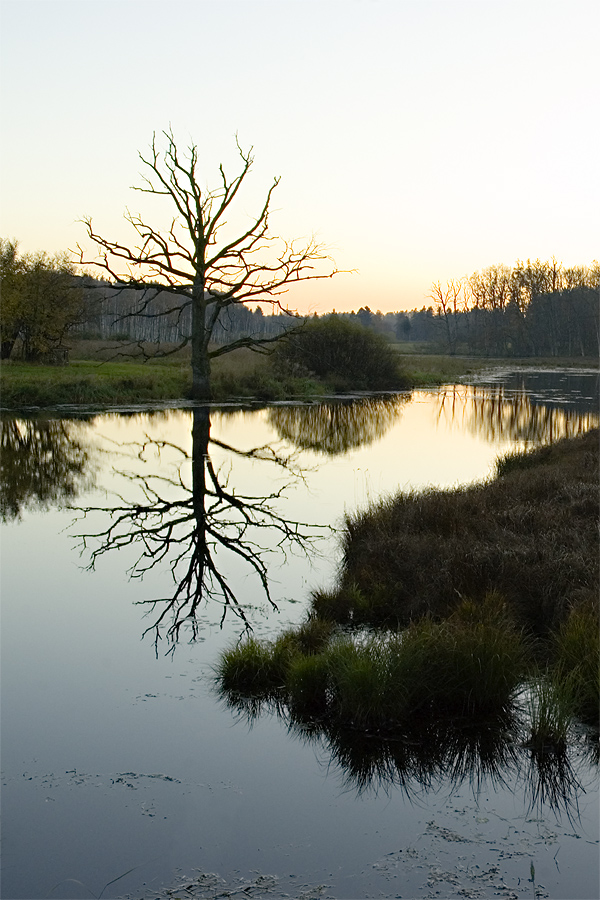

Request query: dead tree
[{"left": 77, "top": 129, "right": 340, "bottom": 398}]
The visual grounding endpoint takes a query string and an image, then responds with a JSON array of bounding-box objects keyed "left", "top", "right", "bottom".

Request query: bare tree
[
  {"left": 77, "top": 129, "right": 340, "bottom": 398},
  {"left": 429, "top": 279, "right": 468, "bottom": 355}
]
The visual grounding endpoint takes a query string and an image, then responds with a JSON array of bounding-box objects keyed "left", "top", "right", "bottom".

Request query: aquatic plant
[
  {"left": 216, "top": 596, "right": 527, "bottom": 731},
  {"left": 523, "top": 674, "right": 573, "bottom": 753}
]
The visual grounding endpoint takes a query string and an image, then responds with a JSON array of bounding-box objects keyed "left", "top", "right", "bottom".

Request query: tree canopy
[{"left": 0, "top": 240, "right": 83, "bottom": 361}]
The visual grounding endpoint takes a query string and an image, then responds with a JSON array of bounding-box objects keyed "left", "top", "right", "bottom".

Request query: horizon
[{"left": 1, "top": 0, "right": 598, "bottom": 314}]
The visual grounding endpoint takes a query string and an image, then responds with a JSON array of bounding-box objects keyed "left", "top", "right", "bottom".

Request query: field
[{"left": 1, "top": 338, "right": 597, "bottom": 408}]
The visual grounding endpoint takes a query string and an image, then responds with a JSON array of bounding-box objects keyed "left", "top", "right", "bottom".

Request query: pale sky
[{"left": 1, "top": 0, "right": 598, "bottom": 313}]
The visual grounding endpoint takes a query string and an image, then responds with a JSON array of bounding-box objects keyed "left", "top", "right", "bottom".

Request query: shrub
[{"left": 272, "top": 315, "right": 408, "bottom": 391}]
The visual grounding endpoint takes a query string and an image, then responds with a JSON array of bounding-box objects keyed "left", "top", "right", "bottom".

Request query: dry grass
[{"left": 313, "top": 430, "right": 598, "bottom": 635}]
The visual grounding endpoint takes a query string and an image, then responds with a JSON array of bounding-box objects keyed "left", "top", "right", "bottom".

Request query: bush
[{"left": 272, "top": 316, "right": 408, "bottom": 391}]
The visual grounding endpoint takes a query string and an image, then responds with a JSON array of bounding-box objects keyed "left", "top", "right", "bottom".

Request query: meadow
[{"left": 1, "top": 337, "right": 595, "bottom": 407}]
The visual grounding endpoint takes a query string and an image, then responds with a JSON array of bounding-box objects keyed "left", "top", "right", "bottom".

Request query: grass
[
  {"left": 393, "top": 347, "right": 598, "bottom": 386},
  {"left": 523, "top": 675, "right": 573, "bottom": 753},
  {"left": 316, "top": 429, "right": 598, "bottom": 635},
  {"left": 4, "top": 338, "right": 595, "bottom": 408},
  {"left": 216, "top": 432, "right": 598, "bottom": 740},
  {"left": 551, "top": 598, "right": 599, "bottom": 724},
  {"left": 216, "top": 593, "right": 528, "bottom": 731},
  {"left": 0, "top": 359, "right": 192, "bottom": 407}
]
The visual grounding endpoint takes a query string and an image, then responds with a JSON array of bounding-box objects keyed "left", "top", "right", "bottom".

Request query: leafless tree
[
  {"left": 429, "top": 279, "right": 468, "bottom": 355},
  {"left": 77, "top": 129, "right": 341, "bottom": 398}
]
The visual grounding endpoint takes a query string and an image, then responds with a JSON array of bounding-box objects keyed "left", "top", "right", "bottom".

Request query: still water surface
[{"left": 1, "top": 371, "right": 598, "bottom": 899}]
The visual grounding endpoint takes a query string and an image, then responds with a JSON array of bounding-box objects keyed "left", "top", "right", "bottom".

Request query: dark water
[{"left": 1, "top": 371, "right": 598, "bottom": 899}]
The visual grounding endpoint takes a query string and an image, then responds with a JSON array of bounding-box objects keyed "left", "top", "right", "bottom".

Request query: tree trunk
[
  {"left": 1, "top": 338, "right": 16, "bottom": 360},
  {"left": 191, "top": 280, "right": 211, "bottom": 401}
]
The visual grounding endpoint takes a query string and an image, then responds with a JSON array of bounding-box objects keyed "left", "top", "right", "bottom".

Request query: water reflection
[
  {"left": 437, "top": 382, "right": 599, "bottom": 444},
  {"left": 268, "top": 395, "right": 410, "bottom": 455},
  {"left": 221, "top": 688, "right": 595, "bottom": 819},
  {"left": 0, "top": 416, "right": 95, "bottom": 521},
  {"left": 72, "top": 409, "right": 327, "bottom": 650}
]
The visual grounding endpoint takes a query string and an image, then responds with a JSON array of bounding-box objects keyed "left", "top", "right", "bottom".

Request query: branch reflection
[{"left": 72, "top": 408, "right": 330, "bottom": 651}]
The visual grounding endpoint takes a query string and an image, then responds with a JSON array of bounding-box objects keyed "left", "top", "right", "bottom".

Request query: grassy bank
[
  {"left": 313, "top": 429, "right": 598, "bottom": 635},
  {"left": 394, "top": 347, "right": 599, "bottom": 387},
  {"left": 0, "top": 347, "right": 323, "bottom": 408},
  {"left": 3, "top": 339, "right": 595, "bottom": 408},
  {"left": 217, "top": 432, "right": 599, "bottom": 735}
]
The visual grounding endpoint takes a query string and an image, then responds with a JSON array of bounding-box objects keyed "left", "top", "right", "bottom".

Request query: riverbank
[
  {"left": 218, "top": 430, "right": 599, "bottom": 736},
  {"left": 1, "top": 340, "right": 597, "bottom": 409}
]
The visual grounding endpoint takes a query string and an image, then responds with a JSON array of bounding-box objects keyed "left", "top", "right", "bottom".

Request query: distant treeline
[
  {"left": 77, "top": 257, "right": 599, "bottom": 358},
  {"left": 76, "top": 279, "right": 298, "bottom": 345}
]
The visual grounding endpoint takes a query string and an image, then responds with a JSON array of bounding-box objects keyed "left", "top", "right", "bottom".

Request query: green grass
[
  {"left": 523, "top": 675, "right": 574, "bottom": 752},
  {"left": 0, "top": 359, "right": 191, "bottom": 407},
  {"left": 5, "top": 338, "right": 595, "bottom": 408},
  {"left": 394, "top": 347, "right": 599, "bottom": 387},
  {"left": 216, "top": 593, "right": 528, "bottom": 732},
  {"left": 551, "top": 599, "right": 599, "bottom": 725}
]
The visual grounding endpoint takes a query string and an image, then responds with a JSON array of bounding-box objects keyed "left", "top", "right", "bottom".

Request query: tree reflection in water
[
  {"left": 72, "top": 408, "right": 330, "bottom": 651},
  {"left": 437, "top": 380, "right": 599, "bottom": 445},
  {"left": 70, "top": 397, "right": 415, "bottom": 650},
  {"left": 0, "top": 415, "right": 95, "bottom": 521},
  {"left": 268, "top": 394, "right": 410, "bottom": 455}
]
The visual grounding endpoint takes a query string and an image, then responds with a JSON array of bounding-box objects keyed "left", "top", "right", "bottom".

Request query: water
[{"left": 1, "top": 371, "right": 598, "bottom": 900}]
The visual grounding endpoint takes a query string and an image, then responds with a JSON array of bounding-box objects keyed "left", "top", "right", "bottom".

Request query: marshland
[{"left": 1, "top": 367, "right": 598, "bottom": 899}]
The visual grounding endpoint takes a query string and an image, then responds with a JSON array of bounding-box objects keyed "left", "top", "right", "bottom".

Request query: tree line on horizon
[
  {"left": 76, "top": 256, "right": 599, "bottom": 359},
  {"left": 2, "top": 240, "right": 598, "bottom": 362}
]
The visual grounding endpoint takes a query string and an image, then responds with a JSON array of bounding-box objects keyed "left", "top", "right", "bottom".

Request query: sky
[{"left": 1, "top": 0, "right": 598, "bottom": 314}]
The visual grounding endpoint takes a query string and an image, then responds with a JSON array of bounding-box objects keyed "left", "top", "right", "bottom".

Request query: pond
[{"left": 1, "top": 369, "right": 598, "bottom": 900}]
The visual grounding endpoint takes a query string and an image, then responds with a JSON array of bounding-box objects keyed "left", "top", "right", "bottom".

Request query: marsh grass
[
  {"left": 523, "top": 675, "right": 573, "bottom": 752},
  {"left": 319, "top": 430, "right": 598, "bottom": 635},
  {"left": 216, "top": 594, "right": 527, "bottom": 732},
  {"left": 0, "top": 360, "right": 191, "bottom": 407},
  {"left": 7, "top": 339, "right": 589, "bottom": 408},
  {"left": 216, "top": 637, "right": 282, "bottom": 696},
  {"left": 552, "top": 599, "right": 599, "bottom": 725}
]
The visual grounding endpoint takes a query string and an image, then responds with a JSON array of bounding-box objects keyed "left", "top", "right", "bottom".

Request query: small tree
[
  {"left": 0, "top": 239, "right": 24, "bottom": 359},
  {"left": 78, "top": 130, "right": 340, "bottom": 399},
  {"left": 0, "top": 240, "right": 83, "bottom": 361}
]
